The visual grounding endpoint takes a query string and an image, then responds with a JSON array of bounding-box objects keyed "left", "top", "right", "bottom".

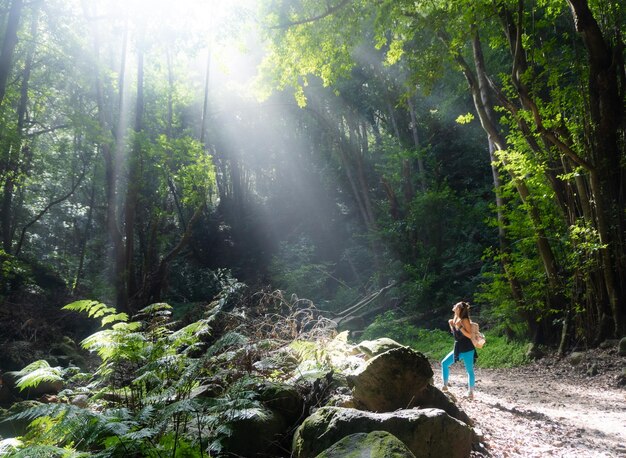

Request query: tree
[{"left": 258, "top": 0, "right": 626, "bottom": 342}]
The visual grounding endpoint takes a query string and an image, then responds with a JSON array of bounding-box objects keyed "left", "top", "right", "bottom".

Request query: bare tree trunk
[
  {"left": 123, "top": 31, "right": 145, "bottom": 313},
  {"left": 73, "top": 165, "right": 97, "bottom": 293},
  {"left": 567, "top": 0, "right": 626, "bottom": 337},
  {"left": 407, "top": 97, "right": 426, "bottom": 192},
  {"left": 1, "top": 4, "right": 37, "bottom": 252},
  {"left": 0, "top": 0, "right": 23, "bottom": 107},
  {"left": 83, "top": 0, "right": 127, "bottom": 310}
]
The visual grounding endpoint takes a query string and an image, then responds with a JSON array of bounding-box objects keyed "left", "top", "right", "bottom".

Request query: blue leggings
[{"left": 441, "top": 350, "right": 475, "bottom": 388}]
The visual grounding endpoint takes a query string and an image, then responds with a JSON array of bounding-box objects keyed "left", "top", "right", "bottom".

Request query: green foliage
[
  {"left": 362, "top": 312, "right": 451, "bottom": 360},
  {"left": 269, "top": 236, "right": 335, "bottom": 303},
  {"left": 7, "top": 290, "right": 338, "bottom": 456},
  {"left": 13, "top": 360, "right": 64, "bottom": 391},
  {"left": 0, "top": 250, "right": 33, "bottom": 297},
  {"left": 362, "top": 311, "right": 530, "bottom": 367},
  {"left": 474, "top": 335, "right": 530, "bottom": 368}
]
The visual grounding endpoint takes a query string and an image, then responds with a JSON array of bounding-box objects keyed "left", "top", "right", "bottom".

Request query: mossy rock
[
  {"left": 356, "top": 338, "right": 405, "bottom": 359},
  {"left": 293, "top": 406, "right": 472, "bottom": 458},
  {"left": 256, "top": 381, "right": 305, "bottom": 425},
  {"left": 315, "top": 431, "right": 416, "bottom": 458}
]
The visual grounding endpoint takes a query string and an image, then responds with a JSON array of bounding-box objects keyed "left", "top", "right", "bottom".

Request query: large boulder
[
  {"left": 256, "top": 381, "right": 305, "bottom": 425},
  {"left": 345, "top": 346, "right": 470, "bottom": 424},
  {"left": 347, "top": 347, "right": 432, "bottom": 412},
  {"left": 357, "top": 338, "right": 405, "bottom": 359},
  {"left": 49, "top": 336, "right": 87, "bottom": 369},
  {"left": 315, "top": 430, "right": 416, "bottom": 458},
  {"left": 293, "top": 406, "right": 472, "bottom": 458}
]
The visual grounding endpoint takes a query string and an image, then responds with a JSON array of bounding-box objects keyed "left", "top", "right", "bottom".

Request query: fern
[
  {"left": 0, "top": 438, "right": 22, "bottom": 454},
  {"left": 13, "top": 360, "right": 63, "bottom": 391},
  {"left": 63, "top": 300, "right": 126, "bottom": 327},
  {"left": 5, "top": 444, "right": 89, "bottom": 457}
]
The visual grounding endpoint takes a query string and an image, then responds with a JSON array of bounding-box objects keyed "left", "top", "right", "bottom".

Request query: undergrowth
[
  {"left": 0, "top": 290, "right": 337, "bottom": 457},
  {"left": 362, "top": 311, "right": 530, "bottom": 368}
]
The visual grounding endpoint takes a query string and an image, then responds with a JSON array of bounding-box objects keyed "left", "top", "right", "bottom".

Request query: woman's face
[{"left": 452, "top": 303, "right": 461, "bottom": 315}]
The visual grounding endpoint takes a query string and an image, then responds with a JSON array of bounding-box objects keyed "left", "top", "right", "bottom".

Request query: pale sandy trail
[{"left": 432, "top": 354, "right": 626, "bottom": 458}]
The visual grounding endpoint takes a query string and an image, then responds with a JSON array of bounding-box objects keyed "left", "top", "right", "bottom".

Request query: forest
[{"left": 0, "top": 0, "right": 625, "bottom": 456}]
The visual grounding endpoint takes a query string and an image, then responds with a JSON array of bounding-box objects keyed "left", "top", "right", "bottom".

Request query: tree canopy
[{"left": 0, "top": 0, "right": 625, "bottom": 351}]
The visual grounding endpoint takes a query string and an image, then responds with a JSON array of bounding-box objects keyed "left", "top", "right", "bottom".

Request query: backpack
[{"left": 470, "top": 321, "right": 486, "bottom": 348}]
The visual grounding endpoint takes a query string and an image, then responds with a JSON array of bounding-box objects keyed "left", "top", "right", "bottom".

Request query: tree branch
[
  {"left": 15, "top": 166, "right": 87, "bottom": 256},
  {"left": 270, "top": 0, "right": 351, "bottom": 29}
]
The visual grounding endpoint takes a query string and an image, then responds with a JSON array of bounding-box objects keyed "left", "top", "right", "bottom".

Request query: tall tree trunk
[
  {"left": 83, "top": 0, "right": 126, "bottom": 310},
  {"left": 567, "top": 0, "right": 626, "bottom": 337},
  {"left": 451, "top": 26, "right": 566, "bottom": 342},
  {"left": 0, "top": 0, "right": 23, "bottom": 107},
  {"left": 73, "top": 164, "right": 97, "bottom": 293},
  {"left": 123, "top": 32, "right": 145, "bottom": 313},
  {"left": 407, "top": 97, "right": 426, "bottom": 192},
  {"left": 1, "top": 3, "right": 37, "bottom": 252}
]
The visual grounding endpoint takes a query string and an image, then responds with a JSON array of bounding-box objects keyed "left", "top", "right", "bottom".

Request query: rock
[
  {"left": 568, "top": 352, "right": 585, "bottom": 366},
  {"left": 344, "top": 346, "right": 470, "bottom": 424},
  {"left": 49, "top": 337, "right": 87, "bottom": 369},
  {"left": 315, "top": 430, "right": 416, "bottom": 458},
  {"left": 357, "top": 338, "right": 405, "bottom": 359},
  {"left": 326, "top": 392, "right": 357, "bottom": 409},
  {"left": 218, "top": 407, "right": 286, "bottom": 457},
  {"left": 598, "top": 339, "right": 619, "bottom": 349},
  {"left": 337, "top": 315, "right": 366, "bottom": 332},
  {"left": 0, "top": 341, "right": 38, "bottom": 372},
  {"left": 347, "top": 347, "right": 432, "bottom": 412},
  {"left": 619, "top": 337, "right": 626, "bottom": 356},
  {"left": 292, "top": 406, "right": 472, "bottom": 458},
  {"left": 256, "top": 381, "right": 305, "bottom": 425},
  {"left": 71, "top": 394, "right": 89, "bottom": 408}
]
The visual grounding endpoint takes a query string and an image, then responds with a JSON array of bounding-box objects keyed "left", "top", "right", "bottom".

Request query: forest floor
[{"left": 433, "top": 347, "right": 626, "bottom": 458}]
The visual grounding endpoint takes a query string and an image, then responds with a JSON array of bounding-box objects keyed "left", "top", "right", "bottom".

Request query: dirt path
[{"left": 433, "top": 347, "right": 626, "bottom": 457}]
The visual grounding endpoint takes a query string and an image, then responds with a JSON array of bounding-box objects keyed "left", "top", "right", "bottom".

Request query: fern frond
[
  {"left": 123, "top": 426, "right": 159, "bottom": 441},
  {"left": 3, "top": 401, "right": 68, "bottom": 422},
  {"left": 13, "top": 360, "right": 63, "bottom": 391},
  {"left": 62, "top": 299, "right": 101, "bottom": 313},
  {"left": 8, "top": 444, "right": 87, "bottom": 457},
  {"left": 0, "top": 437, "right": 22, "bottom": 453},
  {"left": 63, "top": 300, "right": 118, "bottom": 321},
  {"left": 100, "top": 312, "right": 128, "bottom": 326},
  {"left": 135, "top": 404, "right": 157, "bottom": 424},
  {"left": 112, "top": 321, "right": 142, "bottom": 332},
  {"left": 205, "top": 331, "right": 249, "bottom": 357},
  {"left": 168, "top": 319, "right": 211, "bottom": 348},
  {"left": 160, "top": 398, "right": 201, "bottom": 419},
  {"left": 131, "top": 370, "right": 162, "bottom": 389},
  {"left": 138, "top": 302, "right": 173, "bottom": 315}
]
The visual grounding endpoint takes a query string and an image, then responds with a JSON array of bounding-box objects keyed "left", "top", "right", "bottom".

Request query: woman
[{"left": 441, "top": 301, "right": 477, "bottom": 399}]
